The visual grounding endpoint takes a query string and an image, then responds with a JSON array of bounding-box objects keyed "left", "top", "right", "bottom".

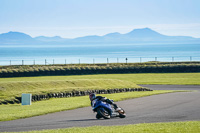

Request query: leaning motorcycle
[{"left": 92, "top": 99, "right": 126, "bottom": 119}]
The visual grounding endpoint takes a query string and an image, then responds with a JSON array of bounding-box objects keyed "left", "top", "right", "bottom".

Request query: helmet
[{"left": 89, "top": 93, "right": 96, "bottom": 101}]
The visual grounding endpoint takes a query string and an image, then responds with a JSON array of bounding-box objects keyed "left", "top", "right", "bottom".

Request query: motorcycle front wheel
[
  {"left": 97, "top": 107, "right": 111, "bottom": 119},
  {"left": 118, "top": 109, "right": 126, "bottom": 118}
]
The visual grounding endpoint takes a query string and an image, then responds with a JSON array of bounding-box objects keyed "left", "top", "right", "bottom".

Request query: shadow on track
[{"left": 66, "top": 119, "right": 98, "bottom": 122}]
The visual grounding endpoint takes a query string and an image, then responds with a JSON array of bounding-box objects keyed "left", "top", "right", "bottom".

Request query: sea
[{"left": 0, "top": 43, "right": 200, "bottom": 66}]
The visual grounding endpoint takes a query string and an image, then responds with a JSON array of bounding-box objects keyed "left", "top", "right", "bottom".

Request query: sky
[{"left": 0, "top": 0, "right": 200, "bottom": 38}]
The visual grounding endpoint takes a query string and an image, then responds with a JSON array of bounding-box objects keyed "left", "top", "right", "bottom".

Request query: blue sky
[{"left": 0, "top": 0, "right": 200, "bottom": 38}]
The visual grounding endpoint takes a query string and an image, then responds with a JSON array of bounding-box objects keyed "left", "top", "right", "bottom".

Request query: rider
[{"left": 89, "top": 93, "right": 120, "bottom": 110}]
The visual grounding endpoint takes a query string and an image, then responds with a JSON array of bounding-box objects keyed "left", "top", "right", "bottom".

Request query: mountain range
[{"left": 0, "top": 28, "right": 200, "bottom": 45}]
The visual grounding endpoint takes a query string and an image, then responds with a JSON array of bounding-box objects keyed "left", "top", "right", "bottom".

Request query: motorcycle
[{"left": 92, "top": 99, "right": 126, "bottom": 119}]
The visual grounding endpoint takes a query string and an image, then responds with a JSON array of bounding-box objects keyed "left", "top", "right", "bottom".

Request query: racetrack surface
[{"left": 0, "top": 85, "right": 200, "bottom": 132}]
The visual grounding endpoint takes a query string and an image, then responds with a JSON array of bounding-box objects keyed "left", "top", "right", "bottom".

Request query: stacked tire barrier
[
  {"left": 0, "top": 88, "right": 152, "bottom": 105},
  {"left": 0, "top": 63, "right": 200, "bottom": 78}
]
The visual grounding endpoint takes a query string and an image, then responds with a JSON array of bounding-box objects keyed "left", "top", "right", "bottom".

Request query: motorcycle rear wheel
[
  {"left": 97, "top": 107, "right": 111, "bottom": 119},
  {"left": 96, "top": 114, "right": 102, "bottom": 119}
]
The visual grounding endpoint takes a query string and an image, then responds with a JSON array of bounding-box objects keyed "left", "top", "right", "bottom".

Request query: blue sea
[{"left": 0, "top": 43, "right": 200, "bottom": 65}]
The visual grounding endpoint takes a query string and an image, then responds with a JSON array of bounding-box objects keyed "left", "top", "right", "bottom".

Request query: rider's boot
[{"left": 113, "top": 104, "right": 121, "bottom": 111}]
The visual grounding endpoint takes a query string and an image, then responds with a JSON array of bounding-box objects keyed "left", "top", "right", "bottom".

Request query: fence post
[
  {"left": 126, "top": 58, "right": 128, "bottom": 64},
  {"left": 93, "top": 59, "right": 95, "bottom": 64},
  {"left": 5, "top": 56, "right": 198, "bottom": 66}
]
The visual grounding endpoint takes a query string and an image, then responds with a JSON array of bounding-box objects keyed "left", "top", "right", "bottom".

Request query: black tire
[
  {"left": 118, "top": 109, "right": 126, "bottom": 118},
  {"left": 97, "top": 107, "right": 111, "bottom": 119},
  {"left": 96, "top": 114, "right": 102, "bottom": 119}
]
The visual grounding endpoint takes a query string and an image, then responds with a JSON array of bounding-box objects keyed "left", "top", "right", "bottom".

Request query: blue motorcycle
[{"left": 92, "top": 99, "right": 126, "bottom": 119}]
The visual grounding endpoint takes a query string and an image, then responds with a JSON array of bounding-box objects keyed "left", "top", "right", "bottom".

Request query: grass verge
[
  {"left": 0, "top": 73, "right": 199, "bottom": 101},
  {"left": 0, "top": 90, "right": 178, "bottom": 121},
  {"left": 0, "top": 79, "right": 140, "bottom": 101},
  {"left": 4, "top": 121, "right": 200, "bottom": 133},
  {"left": 0, "top": 73, "right": 199, "bottom": 85}
]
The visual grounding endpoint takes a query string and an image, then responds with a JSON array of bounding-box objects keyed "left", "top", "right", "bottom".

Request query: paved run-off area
[{"left": 0, "top": 85, "right": 200, "bottom": 132}]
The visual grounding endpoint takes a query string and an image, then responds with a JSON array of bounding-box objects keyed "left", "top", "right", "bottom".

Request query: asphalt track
[{"left": 0, "top": 85, "right": 200, "bottom": 132}]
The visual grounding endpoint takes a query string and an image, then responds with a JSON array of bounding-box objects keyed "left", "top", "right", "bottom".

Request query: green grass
[
  {"left": 0, "top": 73, "right": 199, "bottom": 101},
  {"left": 0, "top": 90, "right": 177, "bottom": 121},
  {"left": 0, "top": 73, "right": 199, "bottom": 85},
  {"left": 0, "top": 79, "right": 140, "bottom": 101},
  {"left": 4, "top": 121, "right": 200, "bottom": 133}
]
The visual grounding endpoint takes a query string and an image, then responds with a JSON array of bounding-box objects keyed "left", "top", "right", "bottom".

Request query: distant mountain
[
  {"left": 70, "top": 28, "right": 199, "bottom": 43},
  {"left": 72, "top": 35, "right": 103, "bottom": 43},
  {"left": 34, "top": 36, "right": 67, "bottom": 42},
  {"left": 0, "top": 31, "right": 32, "bottom": 40},
  {"left": 0, "top": 31, "right": 35, "bottom": 44},
  {"left": 0, "top": 28, "right": 200, "bottom": 45},
  {"left": 104, "top": 32, "right": 122, "bottom": 38},
  {"left": 125, "top": 28, "right": 164, "bottom": 38}
]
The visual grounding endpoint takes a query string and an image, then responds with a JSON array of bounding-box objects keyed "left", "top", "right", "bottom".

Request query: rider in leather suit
[{"left": 89, "top": 93, "right": 119, "bottom": 110}]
